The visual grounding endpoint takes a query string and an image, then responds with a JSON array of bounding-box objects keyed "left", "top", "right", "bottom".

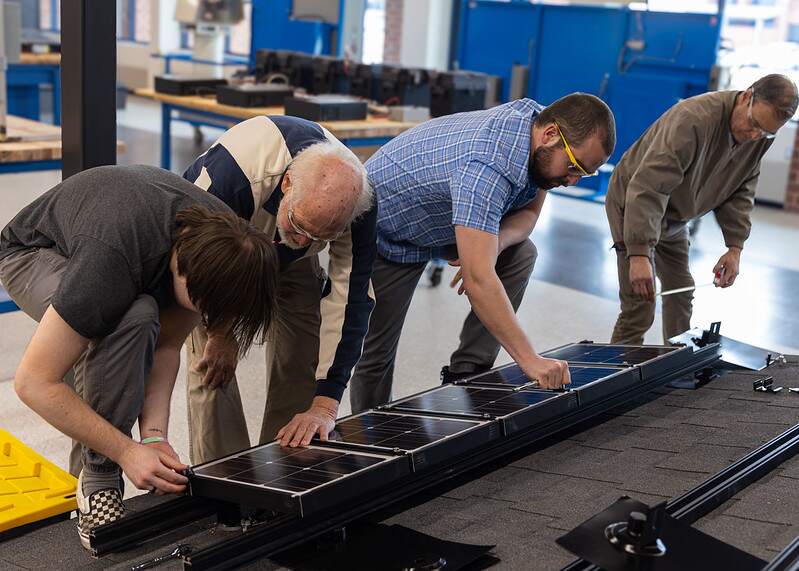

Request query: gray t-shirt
[{"left": 0, "top": 164, "right": 229, "bottom": 338}]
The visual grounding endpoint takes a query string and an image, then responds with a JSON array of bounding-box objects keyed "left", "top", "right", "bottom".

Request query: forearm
[
  {"left": 17, "top": 378, "right": 132, "bottom": 463},
  {"left": 465, "top": 271, "right": 538, "bottom": 366},
  {"left": 138, "top": 346, "right": 181, "bottom": 439},
  {"left": 498, "top": 211, "right": 538, "bottom": 251}
]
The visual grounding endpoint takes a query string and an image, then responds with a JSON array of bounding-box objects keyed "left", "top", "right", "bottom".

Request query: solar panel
[
  {"left": 540, "top": 343, "right": 692, "bottom": 380},
  {"left": 189, "top": 443, "right": 410, "bottom": 516},
  {"left": 462, "top": 364, "right": 640, "bottom": 405},
  {"left": 386, "top": 384, "right": 578, "bottom": 435},
  {"left": 319, "top": 411, "right": 501, "bottom": 470}
]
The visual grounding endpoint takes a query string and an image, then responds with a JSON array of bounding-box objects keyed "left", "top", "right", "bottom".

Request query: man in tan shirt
[{"left": 606, "top": 74, "right": 798, "bottom": 345}]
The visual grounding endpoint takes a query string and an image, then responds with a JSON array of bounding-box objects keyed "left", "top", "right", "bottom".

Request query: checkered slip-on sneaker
[{"left": 76, "top": 470, "right": 125, "bottom": 550}]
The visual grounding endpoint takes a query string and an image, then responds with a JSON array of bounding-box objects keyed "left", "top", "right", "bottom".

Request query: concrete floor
[{"left": 2, "top": 96, "right": 799, "bottom": 499}]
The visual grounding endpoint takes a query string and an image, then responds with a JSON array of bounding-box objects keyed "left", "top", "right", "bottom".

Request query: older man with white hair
[{"left": 183, "top": 115, "right": 375, "bottom": 461}]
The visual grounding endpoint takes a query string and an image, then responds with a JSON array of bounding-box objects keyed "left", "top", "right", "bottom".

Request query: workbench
[
  {"left": 3, "top": 359, "right": 798, "bottom": 569},
  {"left": 134, "top": 89, "right": 419, "bottom": 170},
  {"left": 0, "top": 115, "right": 125, "bottom": 174},
  {"left": 7, "top": 53, "right": 61, "bottom": 125}
]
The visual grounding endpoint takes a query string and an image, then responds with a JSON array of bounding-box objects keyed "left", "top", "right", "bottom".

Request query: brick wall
[
  {"left": 383, "top": 0, "right": 404, "bottom": 64},
  {"left": 787, "top": 127, "right": 799, "bottom": 212}
]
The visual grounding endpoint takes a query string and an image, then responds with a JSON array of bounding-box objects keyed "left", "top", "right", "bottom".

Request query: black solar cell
[
  {"left": 390, "top": 385, "right": 560, "bottom": 418},
  {"left": 327, "top": 412, "right": 481, "bottom": 451},
  {"left": 192, "top": 444, "right": 387, "bottom": 494},
  {"left": 541, "top": 344, "right": 677, "bottom": 366}
]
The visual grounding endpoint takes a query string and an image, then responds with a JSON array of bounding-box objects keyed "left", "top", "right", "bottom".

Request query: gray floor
[{"left": 2, "top": 96, "right": 799, "bottom": 501}]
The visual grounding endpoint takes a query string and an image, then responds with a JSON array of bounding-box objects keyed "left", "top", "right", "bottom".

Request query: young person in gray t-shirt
[{"left": 0, "top": 165, "right": 279, "bottom": 548}]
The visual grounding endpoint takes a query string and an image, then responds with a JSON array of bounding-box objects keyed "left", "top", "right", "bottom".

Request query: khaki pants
[
  {"left": 186, "top": 256, "right": 325, "bottom": 464},
  {"left": 606, "top": 202, "right": 694, "bottom": 345},
  {"left": 349, "top": 239, "right": 537, "bottom": 414},
  {"left": 0, "top": 248, "right": 159, "bottom": 478}
]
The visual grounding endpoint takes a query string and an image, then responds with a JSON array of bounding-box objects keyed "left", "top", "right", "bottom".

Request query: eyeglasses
[
  {"left": 555, "top": 122, "right": 598, "bottom": 177},
  {"left": 286, "top": 198, "right": 345, "bottom": 243},
  {"left": 747, "top": 90, "right": 777, "bottom": 140}
]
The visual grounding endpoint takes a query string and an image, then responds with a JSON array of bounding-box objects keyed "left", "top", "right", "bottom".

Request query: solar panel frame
[
  {"left": 188, "top": 443, "right": 410, "bottom": 516},
  {"left": 384, "top": 384, "right": 579, "bottom": 436},
  {"left": 314, "top": 411, "right": 502, "bottom": 471},
  {"left": 540, "top": 342, "right": 692, "bottom": 380},
  {"left": 460, "top": 363, "right": 640, "bottom": 405}
]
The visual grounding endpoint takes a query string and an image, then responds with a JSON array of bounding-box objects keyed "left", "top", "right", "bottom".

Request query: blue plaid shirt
[{"left": 367, "top": 98, "right": 543, "bottom": 263}]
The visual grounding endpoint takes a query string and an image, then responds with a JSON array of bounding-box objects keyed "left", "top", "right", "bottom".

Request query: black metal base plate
[{"left": 557, "top": 496, "right": 765, "bottom": 571}]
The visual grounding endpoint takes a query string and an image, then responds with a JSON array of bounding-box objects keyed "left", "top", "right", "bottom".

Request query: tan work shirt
[{"left": 606, "top": 90, "right": 773, "bottom": 257}]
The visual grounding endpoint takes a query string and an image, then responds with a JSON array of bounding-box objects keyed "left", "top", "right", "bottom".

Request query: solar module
[
  {"left": 462, "top": 364, "right": 640, "bottom": 405},
  {"left": 189, "top": 443, "right": 410, "bottom": 515},
  {"left": 320, "top": 411, "right": 501, "bottom": 470},
  {"left": 540, "top": 343, "right": 692, "bottom": 380},
  {"left": 387, "top": 384, "right": 578, "bottom": 435}
]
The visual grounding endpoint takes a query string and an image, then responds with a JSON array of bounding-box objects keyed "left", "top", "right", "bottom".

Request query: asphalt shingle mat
[{"left": 3, "top": 361, "right": 799, "bottom": 569}]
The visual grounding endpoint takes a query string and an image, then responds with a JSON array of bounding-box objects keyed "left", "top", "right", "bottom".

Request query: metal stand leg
[{"left": 161, "top": 103, "right": 172, "bottom": 170}]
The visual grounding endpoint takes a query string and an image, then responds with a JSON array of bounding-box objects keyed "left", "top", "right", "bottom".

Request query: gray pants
[
  {"left": 0, "top": 248, "right": 159, "bottom": 478},
  {"left": 349, "top": 239, "right": 537, "bottom": 413},
  {"left": 609, "top": 225, "right": 694, "bottom": 345},
  {"left": 185, "top": 256, "right": 324, "bottom": 464}
]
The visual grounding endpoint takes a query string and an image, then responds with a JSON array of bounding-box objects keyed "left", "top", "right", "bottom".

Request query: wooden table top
[
  {"left": 18, "top": 52, "right": 61, "bottom": 66},
  {"left": 134, "top": 88, "right": 419, "bottom": 140},
  {"left": 1, "top": 116, "right": 125, "bottom": 164}
]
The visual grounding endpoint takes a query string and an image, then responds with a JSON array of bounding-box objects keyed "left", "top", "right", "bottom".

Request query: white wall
[{"left": 399, "top": 0, "right": 453, "bottom": 71}]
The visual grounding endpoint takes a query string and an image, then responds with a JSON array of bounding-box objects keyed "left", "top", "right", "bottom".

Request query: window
[
  {"left": 362, "top": 0, "right": 386, "bottom": 64},
  {"left": 117, "top": 0, "right": 151, "bottom": 43}
]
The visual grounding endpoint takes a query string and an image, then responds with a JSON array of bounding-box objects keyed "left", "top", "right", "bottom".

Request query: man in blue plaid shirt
[{"left": 350, "top": 93, "right": 616, "bottom": 412}]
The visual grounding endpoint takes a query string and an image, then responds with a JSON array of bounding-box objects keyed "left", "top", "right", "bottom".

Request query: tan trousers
[
  {"left": 185, "top": 256, "right": 325, "bottom": 464},
  {"left": 607, "top": 204, "right": 694, "bottom": 345}
]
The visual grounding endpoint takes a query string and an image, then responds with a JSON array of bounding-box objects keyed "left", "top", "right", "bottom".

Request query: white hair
[{"left": 287, "top": 140, "right": 373, "bottom": 223}]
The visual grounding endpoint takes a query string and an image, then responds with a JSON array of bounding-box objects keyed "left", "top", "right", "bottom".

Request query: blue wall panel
[
  {"left": 457, "top": 1, "right": 541, "bottom": 102},
  {"left": 455, "top": 0, "right": 722, "bottom": 171},
  {"left": 249, "top": 0, "right": 333, "bottom": 67}
]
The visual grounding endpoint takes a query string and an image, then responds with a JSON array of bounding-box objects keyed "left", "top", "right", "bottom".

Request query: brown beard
[{"left": 530, "top": 144, "right": 568, "bottom": 190}]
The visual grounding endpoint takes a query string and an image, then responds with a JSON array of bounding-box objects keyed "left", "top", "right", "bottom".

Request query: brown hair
[
  {"left": 174, "top": 206, "right": 278, "bottom": 355},
  {"left": 750, "top": 74, "right": 799, "bottom": 122},
  {"left": 535, "top": 92, "right": 616, "bottom": 156}
]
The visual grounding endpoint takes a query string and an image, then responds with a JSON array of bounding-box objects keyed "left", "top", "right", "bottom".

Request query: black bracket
[
  {"left": 753, "top": 376, "right": 782, "bottom": 393},
  {"left": 605, "top": 501, "right": 667, "bottom": 558},
  {"left": 692, "top": 321, "right": 721, "bottom": 348}
]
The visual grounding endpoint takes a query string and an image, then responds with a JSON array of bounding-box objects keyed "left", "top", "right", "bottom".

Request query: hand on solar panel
[
  {"left": 523, "top": 356, "right": 571, "bottom": 389},
  {"left": 118, "top": 442, "right": 188, "bottom": 495},
  {"left": 629, "top": 256, "right": 655, "bottom": 301},
  {"left": 276, "top": 396, "right": 338, "bottom": 447},
  {"left": 712, "top": 248, "right": 740, "bottom": 288},
  {"left": 193, "top": 332, "right": 239, "bottom": 389}
]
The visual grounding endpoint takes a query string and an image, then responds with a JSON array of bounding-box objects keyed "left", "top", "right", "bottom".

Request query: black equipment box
[
  {"left": 378, "top": 65, "right": 431, "bottom": 107},
  {"left": 350, "top": 63, "right": 376, "bottom": 100},
  {"left": 431, "top": 71, "right": 488, "bottom": 118},
  {"left": 216, "top": 84, "right": 294, "bottom": 107},
  {"left": 285, "top": 52, "right": 315, "bottom": 92},
  {"left": 154, "top": 75, "right": 228, "bottom": 96},
  {"left": 254, "top": 49, "right": 295, "bottom": 81},
  {"left": 311, "top": 55, "right": 352, "bottom": 95},
  {"left": 284, "top": 95, "right": 368, "bottom": 121}
]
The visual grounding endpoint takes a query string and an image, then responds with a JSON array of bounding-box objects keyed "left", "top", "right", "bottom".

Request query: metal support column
[{"left": 60, "top": 0, "right": 117, "bottom": 179}]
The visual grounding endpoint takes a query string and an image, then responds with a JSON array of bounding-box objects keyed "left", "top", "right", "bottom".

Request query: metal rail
[
  {"left": 180, "top": 347, "right": 721, "bottom": 570},
  {"left": 561, "top": 421, "right": 799, "bottom": 571},
  {"left": 90, "top": 495, "right": 220, "bottom": 556}
]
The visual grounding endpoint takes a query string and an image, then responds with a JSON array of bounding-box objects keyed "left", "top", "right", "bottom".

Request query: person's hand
[
  {"left": 143, "top": 439, "right": 180, "bottom": 463},
  {"left": 448, "top": 259, "right": 466, "bottom": 295},
  {"left": 193, "top": 333, "right": 239, "bottom": 389},
  {"left": 118, "top": 442, "right": 188, "bottom": 495},
  {"left": 276, "top": 396, "right": 338, "bottom": 448},
  {"left": 521, "top": 356, "right": 571, "bottom": 390},
  {"left": 629, "top": 256, "right": 655, "bottom": 301},
  {"left": 713, "top": 248, "right": 741, "bottom": 288}
]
